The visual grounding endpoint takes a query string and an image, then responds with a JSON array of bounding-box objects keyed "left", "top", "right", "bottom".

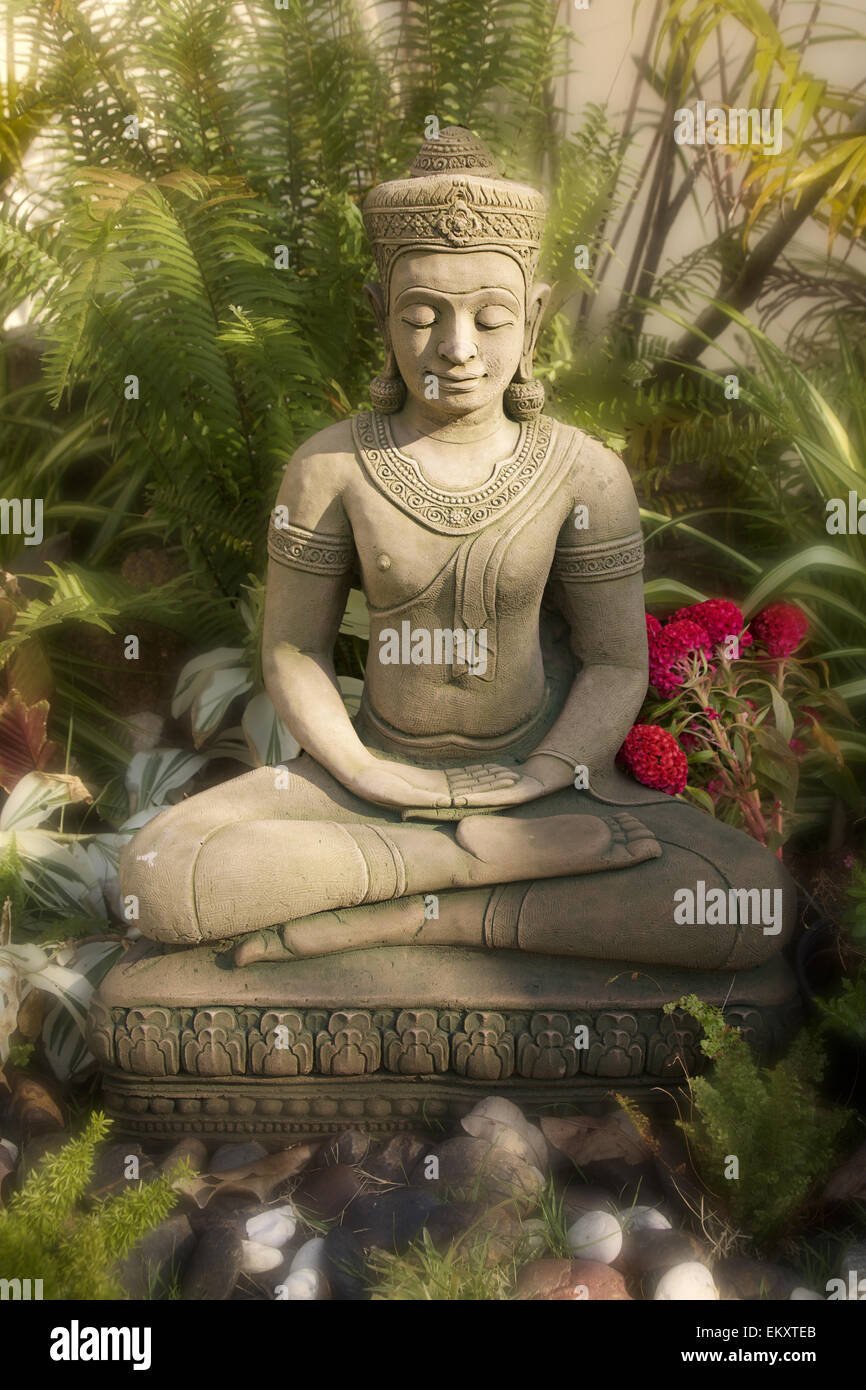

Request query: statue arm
[
  {"left": 262, "top": 447, "right": 373, "bottom": 784},
  {"left": 261, "top": 437, "right": 454, "bottom": 809},
  {"left": 522, "top": 442, "right": 648, "bottom": 793}
]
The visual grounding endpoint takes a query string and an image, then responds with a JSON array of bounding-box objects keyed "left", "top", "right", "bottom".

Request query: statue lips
[{"left": 437, "top": 373, "right": 487, "bottom": 393}]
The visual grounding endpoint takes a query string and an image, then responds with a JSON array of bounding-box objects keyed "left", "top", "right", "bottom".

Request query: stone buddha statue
[{"left": 118, "top": 127, "right": 793, "bottom": 975}]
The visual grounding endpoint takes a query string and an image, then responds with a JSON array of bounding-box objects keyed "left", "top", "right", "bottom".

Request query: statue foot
[
  {"left": 234, "top": 896, "right": 431, "bottom": 966},
  {"left": 455, "top": 810, "right": 661, "bottom": 876},
  {"left": 234, "top": 928, "right": 295, "bottom": 966}
]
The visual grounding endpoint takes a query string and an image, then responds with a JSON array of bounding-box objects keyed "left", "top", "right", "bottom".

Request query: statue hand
[
  {"left": 447, "top": 768, "right": 548, "bottom": 808},
  {"left": 346, "top": 760, "right": 453, "bottom": 809},
  {"left": 345, "top": 759, "right": 532, "bottom": 810}
]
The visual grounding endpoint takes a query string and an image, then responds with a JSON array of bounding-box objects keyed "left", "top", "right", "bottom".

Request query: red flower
[
  {"left": 648, "top": 619, "right": 712, "bottom": 696},
  {"left": 789, "top": 737, "right": 808, "bottom": 758},
  {"left": 673, "top": 599, "right": 752, "bottom": 649},
  {"left": 646, "top": 612, "right": 663, "bottom": 639},
  {"left": 750, "top": 603, "right": 808, "bottom": 658},
  {"left": 618, "top": 723, "right": 688, "bottom": 795}
]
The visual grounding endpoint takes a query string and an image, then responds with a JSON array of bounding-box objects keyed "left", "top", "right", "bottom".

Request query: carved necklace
[{"left": 353, "top": 409, "right": 553, "bottom": 536}]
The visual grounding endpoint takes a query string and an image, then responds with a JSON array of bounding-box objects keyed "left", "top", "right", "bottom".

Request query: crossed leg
[{"left": 120, "top": 756, "right": 659, "bottom": 947}]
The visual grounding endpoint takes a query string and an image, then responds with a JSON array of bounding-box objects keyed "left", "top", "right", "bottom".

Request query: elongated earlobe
[
  {"left": 364, "top": 281, "right": 406, "bottom": 413},
  {"left": 504, "top": 281, "right": 550, "bottom": 420}
]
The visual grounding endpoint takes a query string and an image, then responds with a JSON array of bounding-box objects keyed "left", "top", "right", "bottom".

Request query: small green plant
[
  {"left": 534, "top": 1177, "right": 571, "bottom": 1259},
  {"left": 0, "top": 1111, "right": 187, "bottom": 1299},
  {"left": 816, "top": 973, "right": 866, "bottom": 1044},
  {"left": 368, "top": 1227, "right": 518, "bottom": 1301},
  {"left": 666, "top": 995, "right": 851, "bottom": 1247}
]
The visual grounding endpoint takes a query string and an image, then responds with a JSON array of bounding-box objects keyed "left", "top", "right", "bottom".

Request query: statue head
[{"left": 362, "top": 128, "right": 550, "bottom": 420}]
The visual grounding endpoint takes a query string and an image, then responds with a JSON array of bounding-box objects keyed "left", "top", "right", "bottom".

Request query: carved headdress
[
  {"left": 362, "top": 126, "right": 547, "bottom": 304},
  {"left": 362, "top": 127, "right": 548, "bottom": 418}
]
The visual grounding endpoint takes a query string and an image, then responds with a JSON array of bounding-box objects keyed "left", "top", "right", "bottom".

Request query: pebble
[
  {"left": 422, "top": 1200, "right": 521, "bottom": 1265},
  {"left": 292, "top": 1163, "right": 365, "bottom": 1221},
  {"left": 322, "top": 1227, "right": 369, "bottom": 1301},
  {"left": 0, "top": 1140, "right": 16, "bottom": 1187},
  {"left": 621, "top": 1205, "right": 671, "bottom": 1233},
  {"left": 317, "top": 1129, "right": 372, "bottom": 1168},
  {"left": 714, "top": 1256, "right": 802, "bottom": 1301},
  {"left": 245, "top": 1206, "right": 296, "bottom": 1249},
  {"left": 790, "top": 1287, "right": 824, "bottom": 1300},
  {"left": 241, "top": 1239, "right": 284, "bottom": 1273},
  {"left": 654, "top": 1262, "right": 719, "bottom": 1300},
  {"left": 621, "top": 1227, "right": 706, "bottom": 1277},
  {"left": 119, "top": 1214, "right": 196, "bottom": 1299},
  {"left": 85, "top": 1142, "right": 158, "bottom": 1201},
  {"left": 566, "top": 1210, "right": 622, "bottom": 1264},
  {"left": 160, "top": 1136, "right": 208, "bottom": 1175},
  {"left": 20, "top": 1132, "right": 67, "bottom": 1176},
  {"left": 275, "top": 1268, "right": 329, "bottom": 1301},
  {"left": 363, "top": 1133, "right": 427, "bottom": 1185},
  {"left": 209, "top": 1141, "right": 268, "bottom": 1173},
  {"left": 515, "top": 1258, "right": 631, "bottom": 1301},
  {"left": 289, "top": 1236, "right": 328, "bottom": 1276},
  {"left": 461, "top": 1097, "right": 548, "bottom": 1171},
  {"left": 181, "top": 1223, "right": 243, "bottom": 1300},
  {"left": 430, "top": 1136, "right": 544, "bottom": 1210},
  {"left": 345, "top": 1187, "right": 439, "bottom": 1253}
]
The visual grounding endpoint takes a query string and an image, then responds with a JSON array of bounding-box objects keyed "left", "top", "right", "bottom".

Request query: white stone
[
  {"left": 240, "top": 1239, "right": 283, "bottom": 1273},
  {"left": 290, "top": 1236, "right": 327, "bottom": 1275},
  {"left": 276, "top": 1268, "right": 327, "bottom": 1301},
  {"left": 654, "top": 1262, "right": 718, "bottom": 1301},
  {"left": 462, "top": 1097, "right": 548, "bottom": 1171},
  {"left": 790, "top": 1287, "right": 823, "bottom": 1300},
  {"left": 566, "top": 1210, "right": 622, "bottom": 1264},
  {"left": 245, "top": 1207, "right": 297, "bottom": 1248},
  {"left": 622, "top": 1205, "right": 671, "bottom": 1233},
  {"left": 0, "top": 1137, "right": 19, "bottom": 1164}
]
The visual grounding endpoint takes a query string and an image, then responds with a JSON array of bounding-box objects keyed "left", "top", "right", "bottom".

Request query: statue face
[{"left": 387, "top": 250, "right": 531, "bottom": 417}]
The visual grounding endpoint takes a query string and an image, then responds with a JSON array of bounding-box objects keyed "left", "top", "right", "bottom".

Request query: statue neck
[
  {"left": 389, "top": 399, "right": 521, "bottom": 483},
  {"left": 393, "top": 396, "right": 512, "bottom": 445}
]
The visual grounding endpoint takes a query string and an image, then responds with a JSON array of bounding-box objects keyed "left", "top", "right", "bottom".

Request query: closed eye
[
  {"left": 476, "top": 308, "right": 516, "bottom": 329},
  {"left": 401, "top": 308, "right": 437, "bottom": 328}
]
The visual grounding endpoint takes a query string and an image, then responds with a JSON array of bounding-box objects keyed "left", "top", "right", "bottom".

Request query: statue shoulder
[
  {"left": 573, "top": 429, "right": 633, "bottom": 485},
  {"left": 557, "top": 427, "right": 641, "bottom": 542},
  {"left": 274, "top": 418, "right": 357, "bottom": 532}
]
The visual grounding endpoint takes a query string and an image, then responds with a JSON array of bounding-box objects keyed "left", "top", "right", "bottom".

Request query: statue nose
[{"left": 438, "top": 337, "right": 478, "bottom": 366}]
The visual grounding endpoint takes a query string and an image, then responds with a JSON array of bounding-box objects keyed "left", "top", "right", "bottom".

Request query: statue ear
[
  {"left": 363, "top": 281, "right": 388, "bottom": 340},
  {"left": 521, "top": 281, "right": 551, "bottom": 375}
]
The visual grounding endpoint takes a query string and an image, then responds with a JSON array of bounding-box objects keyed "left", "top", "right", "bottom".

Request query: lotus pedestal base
[{"left": 87, "top": 939, "right": 801, "bottom": 1142}]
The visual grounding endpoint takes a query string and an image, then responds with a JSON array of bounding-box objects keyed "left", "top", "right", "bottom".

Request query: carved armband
[
  {"left": 267, "top": 519, "right": 355, "bottom": 576},
  {"left": 551, "top": 529, "right": 644, "bottom": 584}
]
